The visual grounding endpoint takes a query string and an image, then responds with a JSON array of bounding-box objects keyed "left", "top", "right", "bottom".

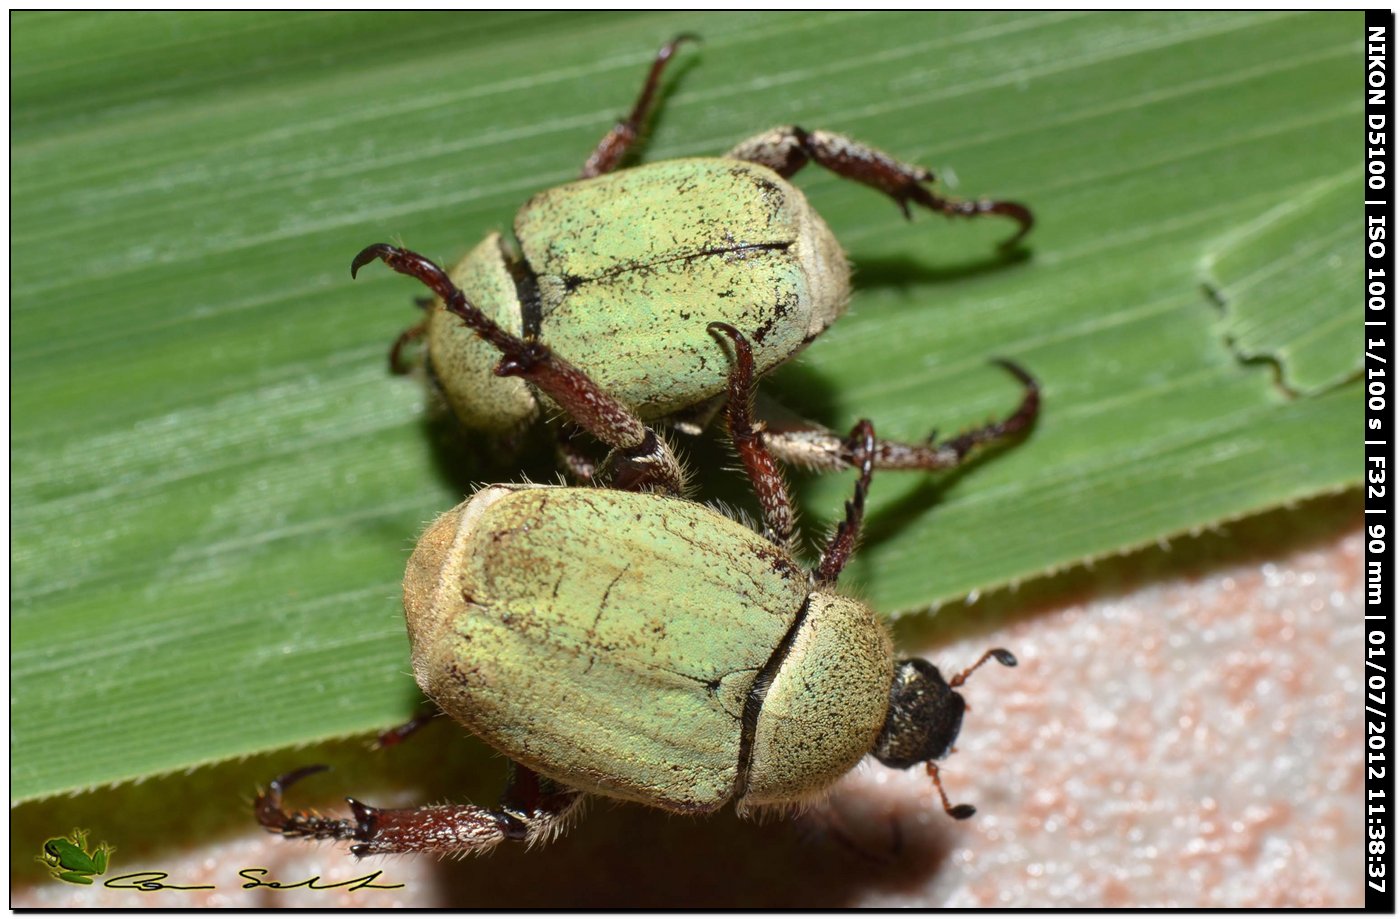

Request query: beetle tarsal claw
[
  {"left": 272, "top": 763, "right": 332, "bottom": 794},
  {"left": 255, "top": 764, "right": 330, "bottom": 826},
  {"left": 989, "top": 358, "right": 1036, "bottom": 390},
  {"left": 350, "top": 243, "right": 396, "bottom": 278},
  {"left": 253, "top": 765, "right": 365, "bottom": 841}
]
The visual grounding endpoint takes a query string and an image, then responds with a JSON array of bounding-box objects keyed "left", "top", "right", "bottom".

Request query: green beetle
[
  {"left": 422, "top": 157, "right": 849, "bottom": 432},
  {"left": 257, "top": 325, "right": 1018, "bottom": 856},
  {"left": 37, "top": 830, "right": 113, "bottom": 885},
  {"left": 376, "top": 36, "right": 1037, "bottom": 489}
]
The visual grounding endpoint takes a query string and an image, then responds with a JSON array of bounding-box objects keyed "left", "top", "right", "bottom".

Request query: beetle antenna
[
  {"left": 925, "top": 761, "right": 975, "bottom": 820},
  {"left": 949, "top": 648, "right": 1017, "bottom": 688}
]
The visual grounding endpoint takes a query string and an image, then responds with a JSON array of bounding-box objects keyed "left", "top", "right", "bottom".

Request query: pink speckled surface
[
  {"left": 11, "top": 499, "right": 1364, "bottom": 907},
  {"left": 840, "top": 512, "right": 1364, "bottom": 907}
]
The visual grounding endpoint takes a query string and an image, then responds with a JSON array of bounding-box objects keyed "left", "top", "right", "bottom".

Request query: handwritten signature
[{"left": 101, "top": 869, "right": 403, "bottom": 892}]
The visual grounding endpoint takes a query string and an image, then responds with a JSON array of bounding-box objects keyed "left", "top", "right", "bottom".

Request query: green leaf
[
  {"left": 11, "top": 11, "right": 1362, "bottom": 802},
  {"left": 1202, "top": 168, "right": 1362, "bottom": 394}
]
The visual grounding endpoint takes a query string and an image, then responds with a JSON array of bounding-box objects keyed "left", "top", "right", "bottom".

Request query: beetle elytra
[
  {"left": 256, "top": 324, "right": 1019, "bottom": 856},
  {"left": 374, "top": 36, "right": 1038, "bottom": 490}
]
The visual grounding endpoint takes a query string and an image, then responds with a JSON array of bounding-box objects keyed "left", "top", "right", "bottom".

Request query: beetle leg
[
  {"left": 255, "top": 765, "right": 359, "bottom": 843},
  {"left": 727, "top": 126, "right": 1033, "bottom": 245},
  {"left": 581, "top": 35, "right": 698, "bottom": 178},
  {"left": 709, "top": 322, "right": 796, "bottom": 549},
  {"left": 388, "top": 319, "right": 427, "bottom": 375},
  {"left": 255, "top": 763, "right": 583, "bottom": 857},
  {"left": 372, "top": 705, "right": 440, "bottom": 750},
  {"left": 353, "top": 243, "right": 684, "bottom": 494},
  {"left": 554, "top": 423, "right": 600, "bottom": 484},
  {"left": 757, "top": 360, "right": 1039, "bottom": 472},
  {"left": 815, "top": 419, "right": 876, "bottom": 586},
  {"left": 494, "top": 763, "right": 586, "bottom": 848}
]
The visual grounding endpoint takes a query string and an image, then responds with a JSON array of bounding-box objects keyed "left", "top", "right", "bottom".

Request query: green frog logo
[{"left": 37, "top": 829, "right": 114, "bottom": 885}]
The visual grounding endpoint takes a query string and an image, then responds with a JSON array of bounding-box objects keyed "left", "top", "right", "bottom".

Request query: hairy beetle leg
[
  {"left": 816, "top": 419, "right": 876, "bottom": 586},
  {"left": 581, "top": 34, "right": 699, "bottom": 178},
  {"left": 255, "top": 763, "right": 583, "bottom": 856},
  {"left": 758, "top": 360, "right": 1039, "bottom": 474},
  {"left": 255, "top": 765, "right": 356, "bottom": 842},
  {"left": 353, "top": 243, "right": 684, "bottom": 494},
  {"left": 709, "top": 321, "right": 796, "bottom": 549},
  {"left": 728, "top": 126, "right": 1033, "bottom": 246},
  {"left": 928, "top": 359, "right": 1039, "bottom": 463},
  {"left": 388, "top": 319, "right": 427, "bottom": 375},
  {"left": 709, "top": 321, "right": 879, "bottom": 583}
]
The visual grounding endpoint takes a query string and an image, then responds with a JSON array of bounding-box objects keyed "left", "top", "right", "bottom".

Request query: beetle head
[
  {"left": 872, "top": 658, "right": 964, "bottom": 769},
  {"left": 871, "top": 649, "right": 1016, "bottom": 819}
]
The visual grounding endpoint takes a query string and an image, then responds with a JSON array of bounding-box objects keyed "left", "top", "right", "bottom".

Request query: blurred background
[{"left": 12, "top": 11, "right": 1363, "bottom": 906}]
